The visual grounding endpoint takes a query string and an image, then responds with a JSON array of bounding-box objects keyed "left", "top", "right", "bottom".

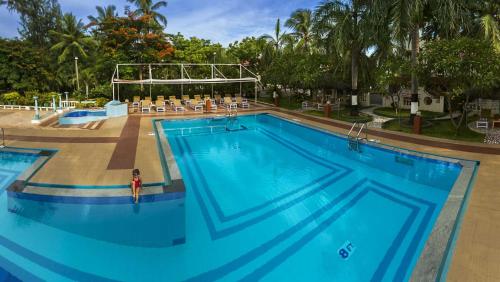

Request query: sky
[{"left": 0, "top": 0, "right": 317, "bottom": 46}]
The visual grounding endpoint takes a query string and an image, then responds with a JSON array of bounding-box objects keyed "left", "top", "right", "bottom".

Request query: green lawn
[
  {"left": 260, "top": 96, "right": 302, "bottom": 110},
  {"left": 382, "top": 118, "right": 485, "bottom": 143},
  {"left": 373, "top": 107, "right": 447, "bottom": 119},
  {"left": 304, "top": 109, "right": 373, "bottom": 123}
]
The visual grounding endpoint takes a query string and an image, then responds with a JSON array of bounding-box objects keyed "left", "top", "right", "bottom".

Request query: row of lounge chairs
[{"left": 130, "top": 95, "right": 249, "bottom": 113}]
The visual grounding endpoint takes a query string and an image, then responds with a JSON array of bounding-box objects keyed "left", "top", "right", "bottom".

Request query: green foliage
[
  {"left": 419, "top": 37, "right": 500, "bottom": 95},
  {"left": 0, "top": 39, "right": 56, "bottom": 91},
  {"left": 2, "top": 0, "right": 62, "bottom": 46},
  {"left": 95, "top": 97, "right": 109, "bottom": 107}
]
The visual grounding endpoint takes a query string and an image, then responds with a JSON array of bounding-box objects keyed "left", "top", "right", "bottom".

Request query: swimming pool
[
  {"left": 58, "top": 110, "right": 107, "bottom": 125},
  {"left": 0, "top": 115, "right": 477, "bottom": 281}
]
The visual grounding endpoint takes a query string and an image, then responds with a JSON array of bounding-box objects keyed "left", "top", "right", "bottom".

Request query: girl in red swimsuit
[{"left": 131, "top": 169, "right": 142, "bottom": 203}]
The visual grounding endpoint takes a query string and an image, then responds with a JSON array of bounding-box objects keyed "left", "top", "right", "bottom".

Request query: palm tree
[
  {"left": 127, "top": 0, "right": 168, "bottom": 27},
  {"left": 87, "top": 5, "right": 117, "bottom": 27},
  {"left": 387, "top": 0, "right": 466, "bottom": 122},
  {"left": 314, "top": 0, "right": 375, "bottom": 115},
  {"left": 260, "top": 19, "right": 289, "bottom": 52},
  {"left": 478, "top": 1, "right": 500, "bottom": 52},
  {"left": 285, "top": 9, "right": 314, "bottom": 52},
  {"left": 50, "top": 13, "right": 96, "bottom": 63}
]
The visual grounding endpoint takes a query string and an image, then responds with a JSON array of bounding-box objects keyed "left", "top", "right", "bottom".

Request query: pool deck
[{"left": 1, "top": 106, "right": 499, "bottom": 281}]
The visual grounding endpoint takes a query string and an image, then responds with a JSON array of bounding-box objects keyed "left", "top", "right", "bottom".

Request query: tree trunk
[
  {"left": 350, "top": 47, "right": 359, "bottom": 116},
  {"left": 410, "top": 25, "right": 420, "bottom": 123}
]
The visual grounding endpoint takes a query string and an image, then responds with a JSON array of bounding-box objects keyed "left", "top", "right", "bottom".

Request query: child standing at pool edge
[{"left": 131, "top": 169, "right": 142, "bottom": 203}]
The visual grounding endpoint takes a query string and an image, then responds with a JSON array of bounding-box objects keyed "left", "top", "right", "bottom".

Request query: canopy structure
[{"left": 110, "top": 63, "right": 261, "bottom": 102}]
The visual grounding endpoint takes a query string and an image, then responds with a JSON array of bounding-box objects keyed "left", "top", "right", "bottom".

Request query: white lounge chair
[
  {"left": 236, "top": 97, "right": 249, "bottom": 109},
  {"left": 190, "top": 100, "right": 204, "bottom": 112},
  {"left": 155, "top": 100, "right": 166, "bottom": 112},
  {"left": 172, "top": 99, "right": 185, "bottom": 112},
  {"left": 141, "top": 100, "right": 152, "bottom": 113},
  {"left": 224, "top": 97, "right": 237, "bottom": 110},
  {"left": 476, "top": 118, "right": 488, "bottom": 129}
]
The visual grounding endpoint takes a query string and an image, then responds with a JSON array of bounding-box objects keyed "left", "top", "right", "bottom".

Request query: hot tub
[{"left": 59, "top": 110, "right": 108, "bottom": 125}]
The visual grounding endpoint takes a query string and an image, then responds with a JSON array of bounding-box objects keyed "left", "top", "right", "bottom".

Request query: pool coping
[
  {"left": 4, "top": 121, "right": 186, "bottom": 201},
  {"left": 1, "top": 147, "right": 58, "bottom": 192},
  {"left": 163, "top": 112, "right": 479, "bottom": 281}
]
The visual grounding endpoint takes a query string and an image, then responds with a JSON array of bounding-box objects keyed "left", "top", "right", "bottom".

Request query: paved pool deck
[{"left": 0, "top": 106, "right": 499, "bottom": 281}]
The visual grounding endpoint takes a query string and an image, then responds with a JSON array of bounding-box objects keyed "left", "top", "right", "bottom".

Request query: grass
[
  {"left": 260, "top": 96, "right": 302, "bottom": 110},
  {"left": 373, "top": 107, "right": 447, "bottom": 119},
  {"left": 382, "top": 118, "right": 485, "bottom": 143},
  {"left": 304, "top": 108, "right": 373, "bottom": 123}
]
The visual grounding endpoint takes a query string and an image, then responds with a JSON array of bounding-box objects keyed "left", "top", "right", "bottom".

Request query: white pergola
[{"left": 111, "top": 63, "right": 261, "bottom": 102}]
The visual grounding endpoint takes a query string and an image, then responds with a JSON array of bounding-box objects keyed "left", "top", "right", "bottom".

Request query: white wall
[{"left": 381, "top": 88, "right": 445, "bottom": 113}]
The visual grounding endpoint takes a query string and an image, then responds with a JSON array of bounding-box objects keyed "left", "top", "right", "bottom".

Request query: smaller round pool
[
  {"left": 59, "top": 110, "right": 108, "bottom": 125},
  {"left": 64, "top": 110, "right": 106, "bottom": 118}
]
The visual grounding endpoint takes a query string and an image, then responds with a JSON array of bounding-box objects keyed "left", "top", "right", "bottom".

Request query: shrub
[
  {"left": 96, "top": 97, "right": 109, "bottom": 107},
  {"left": 1, "top": 92, "right": 21, "bottom": 104}
]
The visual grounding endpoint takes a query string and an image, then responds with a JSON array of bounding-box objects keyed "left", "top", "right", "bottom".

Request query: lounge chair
[
  {"left": 190, "top": 100, "right": 204, "bottom": 112},
  {"left": 236, "top": 97, "right": 249, "bottom": 109},
  {"left": 194, "top": 95, "right": 202, "bottom": 103},
  {"left": 477, "top": 109, "right": 491, "bottom": 129},
  {"left": 302, "top": 101, "right": 311, "bottom": 109},
  {"left": 156, "top": 96, "right": 165, "bottom": 105},
  {"left": 224, "top": 97, "right": 237, "bottom": 110},
  {"left": 214, "top": 94, "right": 222, "bottom": 104},
  {"left": 132, "top": 96, "right": 141, "bottom": 109},
  {"left": 182, "top": 95, "right": 190, "bottom": 104},
  {"left": 172, "top": 99, "right": 185, "bottom": 112},
  {"left": 155, "top": 100, "right": 166, "bottom": 112},
  {"left": 141, "top": 100, "right": 152, "bottom": 113}
]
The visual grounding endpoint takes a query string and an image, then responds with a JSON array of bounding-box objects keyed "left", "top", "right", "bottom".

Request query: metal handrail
[
  {"left": 347, "top": 122, "right": 357, "bottom": 138},
  {"left": 356, "top": 123, "right": 366, "bottom": 139}
]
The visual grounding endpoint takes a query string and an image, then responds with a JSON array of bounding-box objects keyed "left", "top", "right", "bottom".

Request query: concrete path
[{"left": 359, "top": 106, "right": 393, "bottom": 128}]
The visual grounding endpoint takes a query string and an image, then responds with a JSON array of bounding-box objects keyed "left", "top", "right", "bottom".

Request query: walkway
[
  {"left": 107, "top": 116, "right": 141, "bottom": 170},
  {"left": 359, "top": 106, "right": 393, "bottom": 128}
]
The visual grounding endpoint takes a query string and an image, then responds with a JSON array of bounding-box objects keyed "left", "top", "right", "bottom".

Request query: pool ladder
[
  {"left": 226, "top": 108, "right": 237, "bottom": 118},
  {"left": 347, "top": 123, "right": 367, "bottom": 152}
]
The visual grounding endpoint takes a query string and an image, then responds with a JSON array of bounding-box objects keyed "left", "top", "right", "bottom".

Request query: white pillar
[
  {"left": 33, "top": 96, "right": 40, "bottom": 120},
  {"left": 52, "top": 96, "right": 57, "bottom": 112}
]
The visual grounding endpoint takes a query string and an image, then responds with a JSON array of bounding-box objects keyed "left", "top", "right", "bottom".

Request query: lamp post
[{"left": 75, "top": 57, "right": 80, "bottom": 91}]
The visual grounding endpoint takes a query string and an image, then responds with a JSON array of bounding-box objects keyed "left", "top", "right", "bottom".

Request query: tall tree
[
  {"left": 315, "top": 0, "right": 375, "bottom": 115},
  {"left": 49, "top": 13, "right": 96, "bottom": 63},
  {"left": 2, "top": 0, "right": 62, "bottom": 46},
  {"left": 260, "top": 19, "right": 289, "bottom": 52},
  {"left": 127, "top": 0, "right": 168, "bottom": 27},
  {"left": 386, "top": 0, "right": 465, "bottom": 122},
  {"left": 285, "top": 9, "right": 314, "bottom": 52},
  {"left": 87, "top": 5, "right": 118, "bottom": 28}
]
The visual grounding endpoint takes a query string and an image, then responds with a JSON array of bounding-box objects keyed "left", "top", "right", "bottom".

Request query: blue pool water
[
  {"left": 0, "top": 115, "right": 464, "bottom": 281},
  {"left": 64, "top": 110, "right": 106, "bottom": 118}
]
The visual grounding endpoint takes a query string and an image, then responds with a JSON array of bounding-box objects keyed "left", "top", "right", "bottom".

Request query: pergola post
[
  {"left": 181, "top": 64, "right": 184, "bottom": 97},
  {"left": 116, "top": 65, "right": 120, "bottom": 101},
  {"left": 149, "top": 64, "right": 153, "bottom": 99},
  {"left": 239, "top": 64, "right": 242, "bottom": 96},
  {"left": 255, "top": 82, "right": 258, "bottom": 103},
  {"left": 211, "top": 64, "right": 214, "bottom": 98}
]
